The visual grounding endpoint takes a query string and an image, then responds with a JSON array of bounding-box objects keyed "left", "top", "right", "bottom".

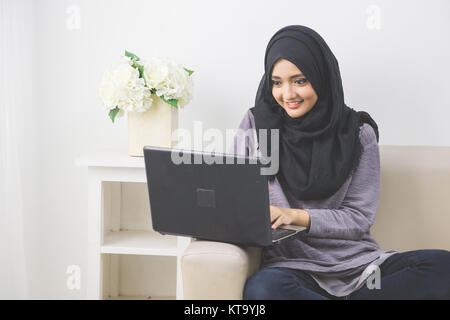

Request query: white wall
[{"left": 13, "top": 0, "right": 450, "bottom": 298}]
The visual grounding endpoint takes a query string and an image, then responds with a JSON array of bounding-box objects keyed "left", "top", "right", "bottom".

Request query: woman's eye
[
  {"left": 271, "top": 80, "right": 281, "bottom": 86},
  {"left": 295, "top": 78, "right": 307, "bottom": 85},
  {"left": 271, "top": 79, "right": 307, "bottom": 86}
]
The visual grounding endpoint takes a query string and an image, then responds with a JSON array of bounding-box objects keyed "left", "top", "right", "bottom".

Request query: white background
[{"left": 1, "top": 0, "right": 449, "bottom": 298}]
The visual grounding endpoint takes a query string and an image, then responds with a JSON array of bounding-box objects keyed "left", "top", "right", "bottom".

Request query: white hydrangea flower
[
  {"left": 98, "top": 56, "right": 153, "bottom": 114},
  {"left": 143, "top": 57, "right": 194, "bottom": 107},
  {"left": 177, "top": 74, "right": 194, "bottom": 109}
]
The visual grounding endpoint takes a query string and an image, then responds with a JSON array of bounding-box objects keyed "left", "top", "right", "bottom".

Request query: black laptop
[{"left": 143, "top": 146, "right": 306, "bottom": 247}]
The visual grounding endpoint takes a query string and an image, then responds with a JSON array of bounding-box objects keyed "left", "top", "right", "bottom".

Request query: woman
[{"left": 235, "top": 25, "right": 450, "bottom": 299}]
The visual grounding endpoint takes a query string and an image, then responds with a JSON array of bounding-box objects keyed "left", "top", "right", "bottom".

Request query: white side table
[{"left": 76, "top": 152, "right": 191, "bottom": 300}]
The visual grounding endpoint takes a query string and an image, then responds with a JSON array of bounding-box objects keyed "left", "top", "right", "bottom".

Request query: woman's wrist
[{"left": 291, "top": 208, "right": 311, "bottom": 228}]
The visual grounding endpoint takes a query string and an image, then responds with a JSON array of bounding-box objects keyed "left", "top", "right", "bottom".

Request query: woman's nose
[{"left": 283, "top": 85, "right": 297, "bottom": 100}]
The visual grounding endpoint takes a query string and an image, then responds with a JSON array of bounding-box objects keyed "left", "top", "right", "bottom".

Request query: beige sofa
[{"left": 180, "top": 145, "right": 450, "bottom": 300}]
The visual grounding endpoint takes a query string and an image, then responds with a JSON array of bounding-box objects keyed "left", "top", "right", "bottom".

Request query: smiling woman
[
  {"left": 237, "top": 24, "right": 450, "bottom": 300},
  {"left": 271, "top": 59, "right": 318, "bottom": 118}
]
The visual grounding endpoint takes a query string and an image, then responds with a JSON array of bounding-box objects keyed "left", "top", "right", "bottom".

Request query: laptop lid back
[{"left": 143, "top": 146, "right": 273, "bottom": 246}]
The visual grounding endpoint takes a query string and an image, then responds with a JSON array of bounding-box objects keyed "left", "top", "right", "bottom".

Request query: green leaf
[
  {"left": 184, "top": 67, "right": 194, "bottom": 76},
  {"left": 137, "top": 64, "right": 145, "bottom": 83},
  {"left": 125, "top": 50, "right": 140, "bottom": 61},
  {"left": 129, "top": 58, "right": 147, "bottom": 86},
  {"left": 109, "top": 106, "right": 120, "bottom": 123},
  {"left": 160, "top": 96, "right": 179, "bottom": 109}
]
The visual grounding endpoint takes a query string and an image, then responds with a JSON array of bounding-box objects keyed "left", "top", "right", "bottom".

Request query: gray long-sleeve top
[{"left": 232, "top": 109, "right": 397, "bottom": 297}]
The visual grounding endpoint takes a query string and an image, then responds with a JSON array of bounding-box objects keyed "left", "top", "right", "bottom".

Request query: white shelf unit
[{"left": 76, "top": 152, "right": 191, "bottom": 300}]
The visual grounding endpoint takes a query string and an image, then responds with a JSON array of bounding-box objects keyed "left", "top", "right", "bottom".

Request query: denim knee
[
  {"left": 243, "top": 268, "right": 292, "bottom": 300},
  {"left": 424, "top": 249, "right": 450, "bottom": 297},
  {"left": 411, "top": 249, "right": 450, "bottom": 298}
]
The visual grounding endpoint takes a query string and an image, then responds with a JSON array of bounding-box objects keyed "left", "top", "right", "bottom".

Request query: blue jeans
[{"left": 243, "top": 249, "right": 450, "bottom": 300}]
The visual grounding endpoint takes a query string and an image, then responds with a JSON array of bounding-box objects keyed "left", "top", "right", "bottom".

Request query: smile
[{"left": 285, "top": 100, "right": 304, "bottom": 109}]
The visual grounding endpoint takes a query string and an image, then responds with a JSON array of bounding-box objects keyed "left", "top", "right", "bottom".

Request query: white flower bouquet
[{"left": 99, "top": 50, "right": 194, "bottom": 123}]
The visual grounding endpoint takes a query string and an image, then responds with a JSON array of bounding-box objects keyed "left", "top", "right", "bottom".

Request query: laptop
[{"left": 143, "top": 146, "right": 307, "bottom": 247}]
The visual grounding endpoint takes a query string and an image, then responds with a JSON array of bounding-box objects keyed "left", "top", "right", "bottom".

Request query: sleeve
[
  {"left": 305, "top": 123, "right": 380, "bottom": 241},
  {"left": 227, "top": 109, "right": 258, "bottom": 157}
]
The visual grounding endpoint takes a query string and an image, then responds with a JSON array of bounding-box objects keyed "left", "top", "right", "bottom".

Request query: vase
[{"left": 127, "top": 97, "right": 179, "bottom": 157}]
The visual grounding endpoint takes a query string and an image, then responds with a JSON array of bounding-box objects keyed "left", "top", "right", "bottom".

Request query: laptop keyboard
[{"left": 271, "top": 228, "right": 296, "bottom": 241}]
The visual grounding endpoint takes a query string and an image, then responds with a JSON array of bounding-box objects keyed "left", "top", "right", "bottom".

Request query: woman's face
[{"left": 271, "top": 59, "right": 318, "bottom": 118}]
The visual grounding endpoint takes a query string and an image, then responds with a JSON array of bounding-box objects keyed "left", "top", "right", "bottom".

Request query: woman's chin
[{"left": 284, "top": 107, "right": 306, "bottom": 118}]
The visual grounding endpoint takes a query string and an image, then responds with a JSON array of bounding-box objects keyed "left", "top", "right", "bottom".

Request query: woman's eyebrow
[{"left": 271, "top": 74, "right": 304, "bottom": 79}]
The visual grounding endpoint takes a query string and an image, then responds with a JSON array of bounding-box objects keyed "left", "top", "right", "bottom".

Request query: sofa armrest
[{"left": 181, "top": 240, "right": 261, "bottom": 300}]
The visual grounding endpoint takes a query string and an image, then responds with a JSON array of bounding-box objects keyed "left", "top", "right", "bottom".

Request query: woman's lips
[{"left": 285, "top": 100, "right": 304, "bottom": 109}]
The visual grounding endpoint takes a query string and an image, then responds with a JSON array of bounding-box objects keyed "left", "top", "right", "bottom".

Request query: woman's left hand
[{"left": 269, "top": 205, "right": 298, "bottom": 229}]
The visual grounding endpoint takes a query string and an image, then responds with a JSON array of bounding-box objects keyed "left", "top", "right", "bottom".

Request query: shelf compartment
[
  {"left": 103, "top": 181, "right": 154, "bottom": 233},
  {"left": 102, "top": 254, "right": 177, "bottom": 300}
]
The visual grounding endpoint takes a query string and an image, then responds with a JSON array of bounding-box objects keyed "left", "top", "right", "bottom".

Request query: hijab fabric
[{"left": 250, "top": 25, "right": 379, "bottom": 201}]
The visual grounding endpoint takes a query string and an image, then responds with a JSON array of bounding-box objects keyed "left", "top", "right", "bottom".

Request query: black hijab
[{"left": 250, "top": 25, "right": 379, "bottom": 201}]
